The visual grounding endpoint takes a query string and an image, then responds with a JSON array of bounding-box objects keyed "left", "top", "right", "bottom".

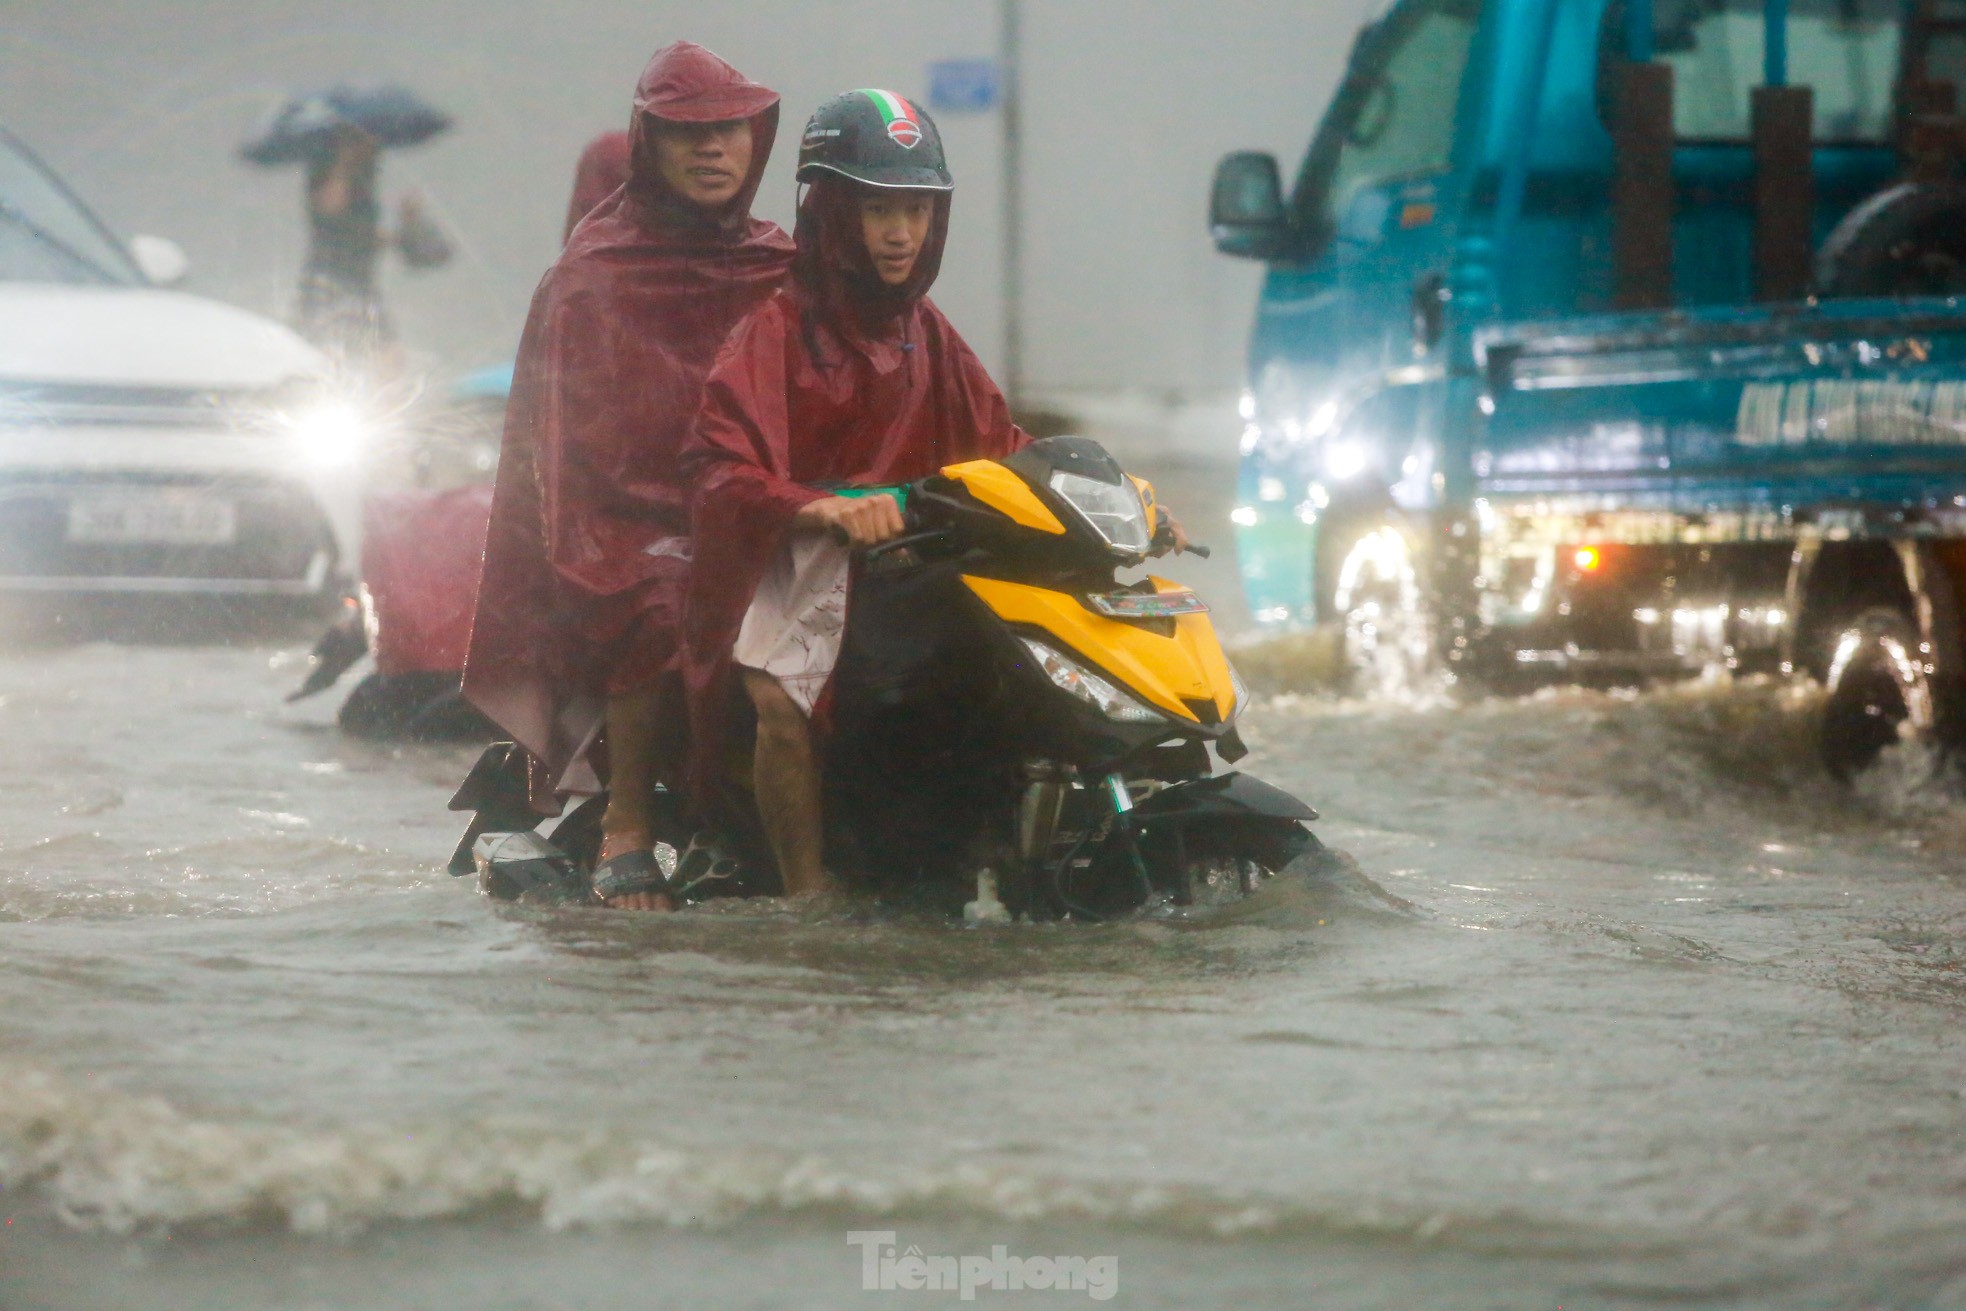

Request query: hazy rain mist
[{"left": 1, "top": 1, "right": 1376, "bottom": 402}]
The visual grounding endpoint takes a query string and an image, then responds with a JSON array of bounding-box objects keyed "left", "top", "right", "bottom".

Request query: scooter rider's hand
[
  {"left": 1149, "top": 508, "right": 1193, "bottom": 557},
  {"left": 796, "top": 493, "right": 907, "bottom": 548}
]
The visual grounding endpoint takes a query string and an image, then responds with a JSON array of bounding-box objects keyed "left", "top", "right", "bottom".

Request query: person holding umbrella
[{"left": 242, "top": 85, "right": 455, "bottom": 372}]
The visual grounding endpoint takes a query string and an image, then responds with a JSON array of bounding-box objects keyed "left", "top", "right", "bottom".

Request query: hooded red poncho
[
  {"left": 464, "top": 42, "right": 794, "bottom": 804},
  {"left": 679, "top": 175, "right": 1030, "bottom": 813},
  {"left": 562, "top": 131, "right": 631, "bottom": 244}
]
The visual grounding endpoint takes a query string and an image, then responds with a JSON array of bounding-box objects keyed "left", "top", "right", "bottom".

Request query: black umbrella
[{"left": 240, "top": 84, "right": 451, "bottom": 166}]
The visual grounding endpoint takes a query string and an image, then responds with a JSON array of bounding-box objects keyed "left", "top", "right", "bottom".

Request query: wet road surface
[{"left": 2, "top": 509, "right": 1966, "bottom": 1308}]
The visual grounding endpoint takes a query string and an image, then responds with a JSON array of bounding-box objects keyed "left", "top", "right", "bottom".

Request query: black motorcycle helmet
[{"left": 796, "top": 89, "right": 954, "bottom": 191}]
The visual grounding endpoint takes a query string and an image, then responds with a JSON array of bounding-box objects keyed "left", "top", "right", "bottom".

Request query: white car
[{"left": 0, "top": 127, "right": 365, "bottom": 600}]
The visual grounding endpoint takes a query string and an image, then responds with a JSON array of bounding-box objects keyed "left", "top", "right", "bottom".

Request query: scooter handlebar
[
  {"left": 811, "top": 484, "right": 916, "bottom": 547},
  {"left": 1151, "top": 516, "right": 1211, "bottom": 560}
]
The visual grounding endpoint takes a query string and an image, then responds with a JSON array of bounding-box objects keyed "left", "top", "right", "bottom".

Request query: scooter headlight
[
  {"left": 1019, "top": 636, "right": 1164, "bottom": 723},
  {"left": 1227, "top": 660, "right": 1251, "bottom": 723},
  {"left": 1049, "top": 470, "right": 1152, "bottom": 557}
]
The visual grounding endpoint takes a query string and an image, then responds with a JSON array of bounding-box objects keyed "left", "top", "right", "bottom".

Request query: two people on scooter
[
  {"left": 464, "top": 41, "right": 794, "bottom": 907},
  {"left": 469, "top": 65, "right": 1186, "bottom": 909}
]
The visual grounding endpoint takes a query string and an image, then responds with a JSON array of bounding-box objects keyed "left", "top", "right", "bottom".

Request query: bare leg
[
  {"left": 743, "top": 669, "right": 834, "bottom": 896},
  {"left": 598, "top": 687, "right": 671, "bottom": 911}
]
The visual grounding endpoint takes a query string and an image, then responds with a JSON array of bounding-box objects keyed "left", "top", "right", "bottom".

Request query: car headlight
[
  {"left": 1019, "top": 636, "right": 1164, "bottom": 723},
  {"left": 1049, "top": 470, "right": 1152, "bottom": 556},
  {"left": 287, "top": 400, "right": 373, "bottom": 470}
]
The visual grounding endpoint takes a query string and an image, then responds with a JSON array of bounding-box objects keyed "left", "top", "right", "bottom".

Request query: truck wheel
[
  {"left": 1332, "top": 523, "right": 1436, "bottom": 700},
  {"left": 1819, "top": 608, "right": 1937, "bottom": 781},
  {"left": 1815, "top": 182, "right": 1966, "bottom": 299}
]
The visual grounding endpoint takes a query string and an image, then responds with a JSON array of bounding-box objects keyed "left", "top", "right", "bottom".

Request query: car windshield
[{"left": 0, "top": 130, "right": 138, "bottom": 285}]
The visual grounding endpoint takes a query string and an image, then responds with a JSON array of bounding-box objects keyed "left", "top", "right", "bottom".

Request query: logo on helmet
[{"left": 860, "top": 88, "right": 925, "bottom": 151}]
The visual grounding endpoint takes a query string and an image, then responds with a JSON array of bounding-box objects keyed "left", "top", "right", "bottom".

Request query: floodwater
[{"left": 3, "top": 602, "right": 1966, "bottom": 1307}]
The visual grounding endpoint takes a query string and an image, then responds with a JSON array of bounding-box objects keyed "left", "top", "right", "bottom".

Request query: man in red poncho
[
  {"left": 678, "top": 90, "right": 1041, "bottom": 901},
  {"left": 463, "top": 42, "right": 794, "bottom": 906}
]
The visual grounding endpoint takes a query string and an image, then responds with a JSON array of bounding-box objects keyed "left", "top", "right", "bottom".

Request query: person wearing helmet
[
  {"left": 464, "top": 42, "right": 794, "bottom": 909},
  {"left": 679, "top": 89, "right": 1182, "bottom": 902}
]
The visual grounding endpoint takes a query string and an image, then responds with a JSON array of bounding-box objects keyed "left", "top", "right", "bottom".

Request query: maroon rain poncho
[
  {"left": 679, "top": 175, "right": 1029, "bottom": 813},
  {"left": 562, "top": 130, "right": 630, "bottom": 244},
  {"left": 464, "top": 42, "right": 794, "bottom": 803}
]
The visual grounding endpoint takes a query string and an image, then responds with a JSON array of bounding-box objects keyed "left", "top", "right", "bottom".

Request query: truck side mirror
[
  {"left": 1411, "top": 271, "right": 1450, "bottom": 350},
  {"left": 1210, "top": 152, "right": 1297, "bottom": 260}
]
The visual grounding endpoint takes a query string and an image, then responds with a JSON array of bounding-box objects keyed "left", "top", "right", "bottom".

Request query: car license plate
[
  {"left": 66, "top": 491, "right": 237, "bottom": 546},
  {"left": 1086, "top": 588, "right": 1208, "bottom": 619}
]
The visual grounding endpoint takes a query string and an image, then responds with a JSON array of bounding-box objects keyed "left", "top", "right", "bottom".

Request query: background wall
[{"left": 0, "top": 0, "right": 1376, "bottom": 407}]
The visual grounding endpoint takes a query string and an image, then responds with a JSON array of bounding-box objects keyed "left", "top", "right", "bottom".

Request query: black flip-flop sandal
[
  {"left": 592, "top": 846, "right": 678, "bottom": 904},
  {"left": 671, "top": 832, "right": 747, "bottom": 901}
]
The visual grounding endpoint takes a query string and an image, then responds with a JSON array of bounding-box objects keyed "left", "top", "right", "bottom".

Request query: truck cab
[{"left": 1214, "top": 0, "right": 1966, "bottom": 772}]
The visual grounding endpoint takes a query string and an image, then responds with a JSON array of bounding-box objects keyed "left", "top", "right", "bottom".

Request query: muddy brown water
[{"left": 3, "top": 520, "right": 1966, "bottom": 1308}]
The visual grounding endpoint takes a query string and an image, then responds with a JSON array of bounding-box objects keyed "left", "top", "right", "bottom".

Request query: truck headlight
[
  {"left": 1049, "top": 470, "right": 1152, "bottom": 556},
  {"left": 1323, "top": 439, "right": 1369, "bottom": 482},
  {"left": 1019, "top": 636, "right": 1164, "bottom": 723}
]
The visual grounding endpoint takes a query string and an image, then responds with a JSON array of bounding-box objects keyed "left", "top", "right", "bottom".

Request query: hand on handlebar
[
  {"left": 1149, "top": 508, "right": 1196, "bottom": 558},
  {"left": 795, "top": 493, "right": 907, "bottom": 548}
]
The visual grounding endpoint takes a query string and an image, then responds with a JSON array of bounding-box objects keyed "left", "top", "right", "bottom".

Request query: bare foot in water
[
  {"left": 781, "top": 871, "right": 844, "bottom": 903},
  {"left": 595, "top": 831, "right": 676, "bottom": 912}
]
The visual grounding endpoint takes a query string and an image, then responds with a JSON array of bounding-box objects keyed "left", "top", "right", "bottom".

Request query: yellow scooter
[{"left": 816, "top": 434, "right": 1320, "bottom": 918}]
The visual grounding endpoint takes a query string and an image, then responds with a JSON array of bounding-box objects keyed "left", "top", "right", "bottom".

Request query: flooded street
[
  {"left": 27, "top": 0, "right": 1966, "bottom": 1299},
  {"left": 3, "top": 605, "right": 1966, "bottom": 1308}
]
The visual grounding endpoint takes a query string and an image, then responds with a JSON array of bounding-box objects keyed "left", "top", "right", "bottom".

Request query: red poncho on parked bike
[
  {"left": 464, "top": 42, "right": 794, "bottom": 804},
  {"left": 561, "top": 130, "right": 631, "bottom": 244}
]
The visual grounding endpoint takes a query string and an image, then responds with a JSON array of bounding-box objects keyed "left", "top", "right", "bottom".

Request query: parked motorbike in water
[
  {"left": 451, "top": 436, "right": 1323, "bottom": 919},
  {"left": 287, "top": 367, "right": 505, "bottom": 740}
]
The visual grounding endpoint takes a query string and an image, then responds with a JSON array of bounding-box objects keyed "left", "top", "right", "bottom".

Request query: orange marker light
[{"left": 1574, "top": 546, "right": 1602, "bottom": 572}]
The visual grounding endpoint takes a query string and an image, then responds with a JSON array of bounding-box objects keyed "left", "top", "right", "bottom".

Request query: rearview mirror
[
  {"left": 129, "top": 234, "right": 189, "bottom": 287},
  {"left": 1209, "top": 152, "right": 1295, "bottom": 260}
]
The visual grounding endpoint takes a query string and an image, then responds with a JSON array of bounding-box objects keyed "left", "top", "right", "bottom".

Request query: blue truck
[{"left": 1211, "top": 0, "right": 1966, "bottom": 774}]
